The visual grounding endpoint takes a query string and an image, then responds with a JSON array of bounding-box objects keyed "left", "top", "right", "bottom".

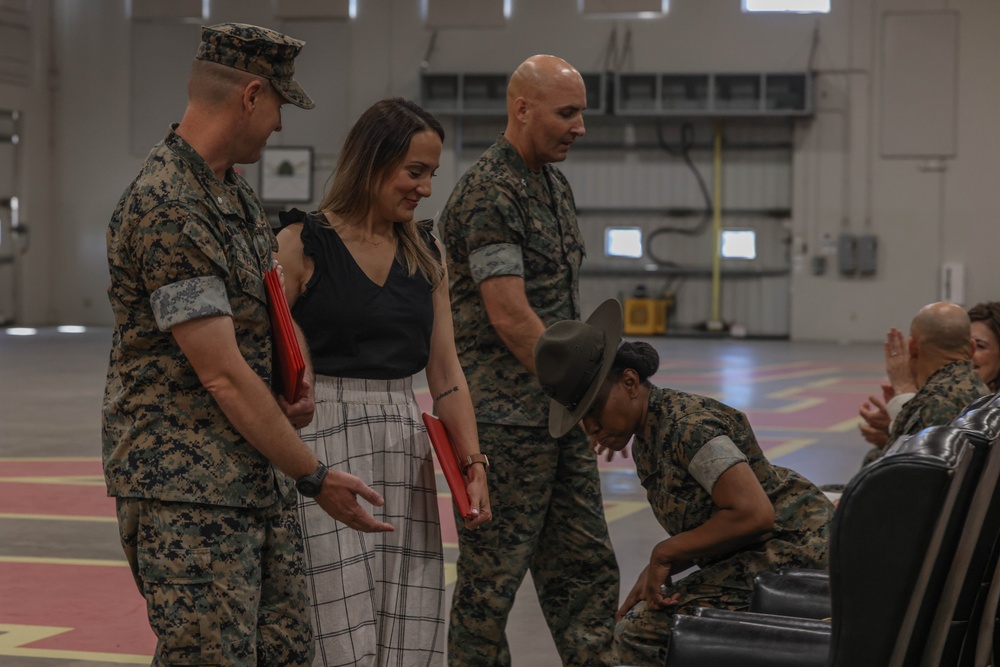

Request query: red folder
[
  {"left": 421, "top": 413, "right": 473, "bottom": 518},
  {"left": 264, "top": 268, "right": 305, "bottom": 403}
]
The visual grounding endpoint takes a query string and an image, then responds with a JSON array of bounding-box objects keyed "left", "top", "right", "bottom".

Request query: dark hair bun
[{"left": 614, "top": 341, "right": 660, "bottom": 381}]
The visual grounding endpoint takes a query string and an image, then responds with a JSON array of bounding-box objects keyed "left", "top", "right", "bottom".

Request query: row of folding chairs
[{"left": 662, "top": 392, "right": 1000, "bottom": 667}]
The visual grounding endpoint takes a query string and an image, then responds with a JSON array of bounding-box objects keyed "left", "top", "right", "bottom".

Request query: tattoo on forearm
[{"left": 435, "top": 386, "right": 460, "bottom": 402}]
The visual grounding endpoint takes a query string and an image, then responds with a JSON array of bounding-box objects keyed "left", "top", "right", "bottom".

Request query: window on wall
[
  {"left": 273, "top": 0, "right": 356, "bottom": 20},
  {"left": 743, "top": 0, "right": 830, "bottom": 12},
  {"left": 423, "top": 0, "right": 509, "bottom": 27},
  {"left": 605, "top": 228, "right": 644, "bottom": 258},
  {"left": 127, "top": 0, "right": 206, "bottom": 20},
  {"left": 720, "top": 230, "right": 757, "bottom": 260},
  {"left": 580, "top": 0, "right": 669, "bottom": 18}
]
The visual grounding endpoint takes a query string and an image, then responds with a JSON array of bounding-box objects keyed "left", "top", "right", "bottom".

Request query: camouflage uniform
[
  {"left": 863, "top": 359, "right": 989, "bottom": 465},
  {"left": 103, "top": 124, "right": 312, "bottom": 665},
  {"left": 615, "top": 386, "right": 834, "bottom": 666},
  {"left": 440, "top": 134, "right": 619, "bottom": 666}
]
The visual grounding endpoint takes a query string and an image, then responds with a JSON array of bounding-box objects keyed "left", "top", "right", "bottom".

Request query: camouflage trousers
[
  {"left": 614, "top": 581, "right": 751, "bottom": 666},
  {"left": 615, "top": 534, "right": 829, "bottom": 666},
  {"left": 448, "top": 422, "right": 619, "bottom": 666},
  {"left": 116, "top": 488, "right": 313, "bottom": 666}
]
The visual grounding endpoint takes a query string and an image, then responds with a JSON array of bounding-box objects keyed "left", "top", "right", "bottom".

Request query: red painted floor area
[
  {"left": 0, "top": 460, "right": 111, "bottom": 518},
  {"left": 1, "top": 561, "right": 154, "bottom": 654},
  {"left": 0, "top": 459, "right": 158, "bottom": 658},
  {"left": 0, "top": 356, "right": 876, "bottom": 662}
]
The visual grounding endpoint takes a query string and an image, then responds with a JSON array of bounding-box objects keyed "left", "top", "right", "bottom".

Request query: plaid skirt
[{"left": 297, "top": 375, "right": 444, "bottom": 667}]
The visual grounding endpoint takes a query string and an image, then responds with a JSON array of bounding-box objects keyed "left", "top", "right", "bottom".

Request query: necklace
[
  {"left": 359, "top": 232, "right": 394, "bottom": 248},
  {"left": 327, "top": 212, "right": 395, "bottom": 248}
]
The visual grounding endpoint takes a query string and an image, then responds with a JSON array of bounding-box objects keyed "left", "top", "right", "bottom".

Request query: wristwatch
[
  {"left": 463, "top": 453, "right": 490, "bottom": 475},
  {"left": 295, "top": 461, "right": 328, "bottom": 498}
]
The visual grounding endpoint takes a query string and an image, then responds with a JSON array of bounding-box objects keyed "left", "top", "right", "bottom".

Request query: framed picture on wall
[{"left": 259, "top": 146, "right": 313, "bottom": 203}]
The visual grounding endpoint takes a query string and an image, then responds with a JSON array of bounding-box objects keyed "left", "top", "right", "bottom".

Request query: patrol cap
[
  {"left": 535, "top": 299, "right": 624, "bottom": 438},
  {"left": 196, "top": 23, "right": 315, "bottom": 110}
]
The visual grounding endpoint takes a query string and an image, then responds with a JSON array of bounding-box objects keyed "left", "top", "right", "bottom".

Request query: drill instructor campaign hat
[
  {"left": 534, "top": 299, "right": 624, "bottom": 438},
  {"left": 197, "top": 23, "right": 315, "bottom": 110}
]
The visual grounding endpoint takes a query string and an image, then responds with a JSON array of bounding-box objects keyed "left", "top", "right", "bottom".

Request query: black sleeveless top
[{"left": 279, "top": 209, "right": 437, "bottom": 380}]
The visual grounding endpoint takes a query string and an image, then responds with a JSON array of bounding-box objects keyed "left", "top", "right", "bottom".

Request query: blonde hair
[{"left": 319, "top": 97, "right": 445, "bottom": 289}]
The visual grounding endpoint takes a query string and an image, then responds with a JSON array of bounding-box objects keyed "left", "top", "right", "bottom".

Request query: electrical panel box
[
  {"left": 837, "top": 233, "right": 857, "bottom": 274},
  {"left": 857, "top": 234, "right": 878, "bottom": 275}
]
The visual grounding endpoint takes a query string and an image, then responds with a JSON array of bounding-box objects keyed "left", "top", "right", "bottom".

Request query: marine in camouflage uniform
[
  {"left": 103, "top": 23, "right": 316, "bottom": 666},
  {"left": 863, "top": 359, "right": 989, "bottom": 465},
  {"left": 615, "top": 386, "right": 835, "bottom": 666},
  {"left": 440, "top": 132, "right": 619, "bottom": 665}
]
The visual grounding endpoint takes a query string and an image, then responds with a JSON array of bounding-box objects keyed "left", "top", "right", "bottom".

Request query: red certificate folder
[
  {"left": 264, "top": 268, "right": 305, "bottom": 403},
  {"left": 421, "top": 413, "right": 473, "bottom": 518}
]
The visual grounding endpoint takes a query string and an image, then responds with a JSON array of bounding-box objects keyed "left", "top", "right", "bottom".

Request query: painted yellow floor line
[
  {"left": 711, "top": 367, "right": 839, "bottom": 384},
  {"left": 767, "top": 381, "right": 833, "bottom": 399},
  {"left": 801, "top": 376, "right": 842, "bottom": 388},
  {"left": 0, "top": 475, "right": 105, "bottom": 486},
  {"left": 0, "top": 457, "right": 101, "bottom": 463},
  {"left": 767, "top": 397, "right": 825, "bottom": 414},
  {"left": 750, "top": 423, "right": 858, "bottom": 434},
  {"left": 440, "top": 501, "right": 648, "bottom": 548},
  {"left": 763, "top": 438, "right": 817, "bottom": 460},
  {"left": 746, "top": 368, "right": 839, "bottom": 383},
  {"left": 0, "top": 624, "right": 150, "bottom": 664},
  {"left": 827, "top": 416, "right": 863, "bottom": 433},
  {"left": 0, "top": 513, "right": 115, "bottom": 522},
  {"left": 662, "top": 360, "right": 814, "bottom": 373},
  {"left": 816, "top": 383, "right": 890, "bottom": 393},
  {"left": 604, "top": 501, "right": 648, "bottom": 523},
  {"left": 0, "top": 555, "right": 127, "bottom": 567}
]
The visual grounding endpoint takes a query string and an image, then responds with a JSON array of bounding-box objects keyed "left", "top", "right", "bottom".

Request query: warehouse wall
[{"left": 1, "top": 0, "right": 997, "bottom": 342}]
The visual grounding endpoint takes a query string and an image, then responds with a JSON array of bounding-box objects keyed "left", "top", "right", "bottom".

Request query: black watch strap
[
  {"left": 295, "top": 461, "right": 328, "bottom": 498},
  {"left": 463, "top": 453, "right": 490, "bottom": 475}
]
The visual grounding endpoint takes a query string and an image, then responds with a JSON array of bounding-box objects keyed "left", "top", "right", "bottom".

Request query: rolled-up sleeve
[
  {"left": 151, "top": 276, "right": 232, "bottom": 331},
  {"left": 131, "top": 204, "right": 233, "bottom": 331},
  {"left": 469, "top": 243, "right": 524, "bottom": 283},
  {"left": 688, "top": 434, "right": 749, "bottom": 494}
]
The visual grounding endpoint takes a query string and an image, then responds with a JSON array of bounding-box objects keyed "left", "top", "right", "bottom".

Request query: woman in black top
[{"left": 276, "top": 97, "right": 491, "bottom": 667}]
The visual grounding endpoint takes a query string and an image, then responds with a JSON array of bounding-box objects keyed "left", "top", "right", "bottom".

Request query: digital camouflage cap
[{"left": 197, "top": 23, "right": 315, "bottom": 110}]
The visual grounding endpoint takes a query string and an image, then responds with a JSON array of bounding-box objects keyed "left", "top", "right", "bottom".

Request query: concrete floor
[{"left": 0, "top": 328, "right": 879, "bottom": 665}]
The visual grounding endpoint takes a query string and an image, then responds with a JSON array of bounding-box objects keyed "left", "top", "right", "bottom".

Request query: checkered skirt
[{"left": 298, "top": 375, "right": 444, "bottom": 667}]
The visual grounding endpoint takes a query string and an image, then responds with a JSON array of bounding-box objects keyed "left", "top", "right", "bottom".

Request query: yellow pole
[{"left": 710, "top": 119, "right": 723, "bottom": 329}]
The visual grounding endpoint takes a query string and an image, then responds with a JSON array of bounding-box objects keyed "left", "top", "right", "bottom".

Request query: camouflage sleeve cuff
[
  {"left": 469, "top": 243, "right": 524, "bottom": 283},
  {"left": 886, "top": 392, "right": 915, "bottom": 430},
  {"left": 688, "top": 434, "right": 749, "bottom": 494},
  {"left": 150, "top": 276, "right": 232, "bottom": 332}
]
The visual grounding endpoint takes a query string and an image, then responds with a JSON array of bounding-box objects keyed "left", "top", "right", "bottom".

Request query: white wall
[
  {"left": 2, "top": 0, "right": 999, "bottom": 341},
  {"left": 0, "top": 0, "right": 53, "bottom": 325},
  {"left": 789, "top": 0, "right": 1000, "bottom": 341}
]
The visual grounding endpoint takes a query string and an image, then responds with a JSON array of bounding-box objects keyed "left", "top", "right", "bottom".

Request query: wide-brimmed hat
[
  {"left": 534, "top": 299, "right": 623, "bottom": 438},
  {"left": 197, "top": 23, "right": 315, "bottom": 110}
]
